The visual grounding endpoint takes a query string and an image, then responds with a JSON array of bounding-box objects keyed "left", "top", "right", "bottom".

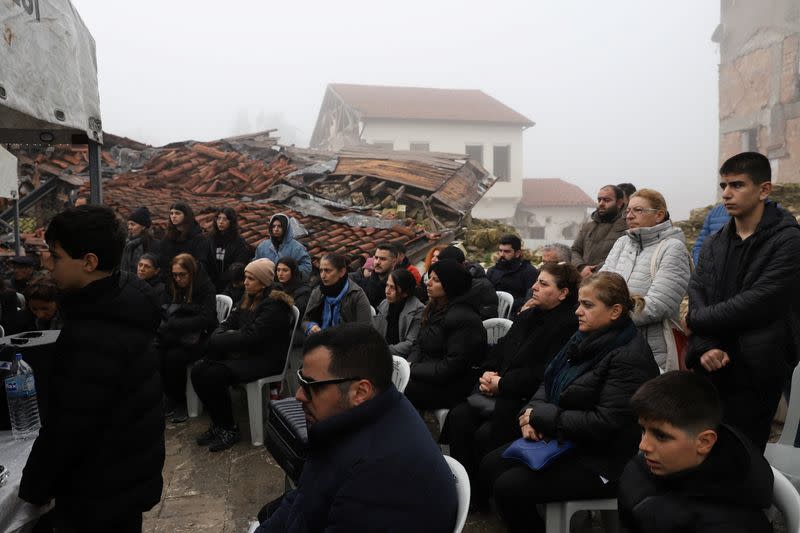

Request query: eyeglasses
[
  {"left": 172, "top": 272, "right": 189, "bottom": 279},
  {"left": 624, "top": 207, "right": 659, "bottom": 216},
  {"left": 296, "top": 369, "right": 361, "bottom": 398}
]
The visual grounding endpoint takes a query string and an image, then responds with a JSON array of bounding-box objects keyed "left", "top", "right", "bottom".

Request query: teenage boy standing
[{"left": 686, "top": 151, "right": 800, "bottom": 451}]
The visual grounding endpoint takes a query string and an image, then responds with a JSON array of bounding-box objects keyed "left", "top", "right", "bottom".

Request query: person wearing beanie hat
[
  {"left": 429, "top": 259, "right": 472, "bottom": 301},
  {"left": 120, "top": 206, "right": 157, "bottom": 275},
  {"left": 128, "top": 206, "right": 152, "bottom": 228},
  {"left": 190, "top": 258, "right": 295, "bottom": 452},
  {"left": 254, "top": 213, "right": 312, "bottom": 281},
  {"left": 244, "top": 258, "right": 275, "bottom": 288},
  {"left": 405, "top": 258, "right": 488, "bottom": 412},
  {"left": 418, "top": 246, "right": 499, "bottom": 320}
]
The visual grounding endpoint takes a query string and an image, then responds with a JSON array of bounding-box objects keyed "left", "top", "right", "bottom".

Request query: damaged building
[
  {"left": 715, "top": 0, "right": 800, "bottom": 181},
  {"left": 4, "top": 131, "right": 495, "bottom": 264},
  {"left": 309, "top": 83, "right": 534, "bottom": 222}
]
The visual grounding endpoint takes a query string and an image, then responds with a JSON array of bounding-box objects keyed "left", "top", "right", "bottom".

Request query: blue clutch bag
[{"left": 501, "top": 438, "right": 574, "bottom": 470}]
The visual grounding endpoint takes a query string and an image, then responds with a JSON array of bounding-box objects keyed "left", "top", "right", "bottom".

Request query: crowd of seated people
[{"left": 12, "top": 163, "right": 800, "bottom": 533}]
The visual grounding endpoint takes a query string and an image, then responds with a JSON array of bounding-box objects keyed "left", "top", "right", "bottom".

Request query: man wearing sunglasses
[{"left": 256, "top": 323, "right": 457, "bottom": 533}]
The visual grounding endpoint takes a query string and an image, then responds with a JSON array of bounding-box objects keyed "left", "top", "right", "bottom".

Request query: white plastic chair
[
  {"left": 483, "top": 318, "right": 513, "bottom": 345},
  {"left": 773, "top": 466, "right": 800, "bottom": 533},
  {"left": 391, "top": 356, "right": 411, "bottom": 393},
  {"left": 545, "top": 498, "right": 618, "bottom": 533},
  {"left": 15, "top": 292, "right": 25, "bottom": 311},
  {"left": 444, "top": 455, "right": 470, "bottom": 533},
  {"left": 370, "top": 305, "right": 377, "bottom": 317},
  {"left": 244, "top": 305, "right": 301, "bottom": 446},
  {"left": 247, "top": 521, "right": 259, "bottom": 533},
  {"left": 766, "top": 363, "right": 800, "bottom": 489},
  {"left": 0, "top": 325, "right": 5, "bottom": 337},
  {"left": 216, "top": 294, "right": 234, "bottom": 323},
  {"left": 186, "top": 295, "right": 236, "bottom": 418},
  {"left": 496, "top": 291, "right": 513, "bottom": 319}
]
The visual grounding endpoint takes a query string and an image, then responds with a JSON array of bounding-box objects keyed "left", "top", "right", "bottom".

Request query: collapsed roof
[{"left": 7, "top": 131, "right": 495, "bottom": 262}]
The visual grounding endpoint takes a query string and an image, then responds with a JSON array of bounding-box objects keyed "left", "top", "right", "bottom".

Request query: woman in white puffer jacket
[{"left": 601, "top": 189, "right": 691, "bottom": 369}]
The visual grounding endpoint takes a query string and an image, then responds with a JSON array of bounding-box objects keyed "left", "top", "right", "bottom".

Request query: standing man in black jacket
[
  {"left": 687, "top": 151, "right": 800, "bottom": 452},
  {"left": 19, "top": 205, "right": 165, "bottom": 533}
]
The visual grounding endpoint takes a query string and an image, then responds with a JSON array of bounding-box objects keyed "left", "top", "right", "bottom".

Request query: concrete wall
[
  {"left": 717, "top": 0, "right": 800, "bottom": 183},
  {"left": 361, "top": 119, "right": 526, "bottom": 220}
]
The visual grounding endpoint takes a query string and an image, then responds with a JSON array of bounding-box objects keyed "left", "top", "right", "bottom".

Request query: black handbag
[{"left": 466, "top": 387, "right": 496, "bottom": 417}]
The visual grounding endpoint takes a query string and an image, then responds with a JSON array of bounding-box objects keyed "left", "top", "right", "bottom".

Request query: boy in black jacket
[
  {"left": 687, "top": 151, "right": 800, "bottom": 451},
  {"left": 618, "top": 371, "right": 773, "bottom": 533},
  {"left": 19, "top": 206, "right": 165, "bottom": 533}
]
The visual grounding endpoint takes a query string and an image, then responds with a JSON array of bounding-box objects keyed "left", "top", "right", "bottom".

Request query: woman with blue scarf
[
  {"left": 478, "top": 272, "right": 660, "bottom": 533},
  {"left": 302, "top": 253, "right": 372, "bottom": 336}
]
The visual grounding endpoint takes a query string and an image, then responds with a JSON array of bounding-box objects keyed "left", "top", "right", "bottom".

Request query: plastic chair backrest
[
  {"left": 773, "top": 467, "right": 800, "bottom": 533},
  {"left": 496, "top": 291, "right": 513, "bottom": 319},
  {"left": 779, "top": 364, "right": 800, "bottom": 446},
  {"left": 483, "top": 318, "right": 513, "bottom": 346},
  {"left": 215, "top": 294, "right": 233, "bottom": 323},
  {"left": 16, "top": 292, "right": 25, "bottom": 311},
  {"left": 391, "top": 356, "right": 411, "bottom": 392},
  {"left": 370, "top": 305, "right": 377, "bottom": 317},
  {"left": 277, "top": 305, "right": 301, "bottom": 380},
  {"left": 443, "top": 455, "right": 470, "bottom": 533}
]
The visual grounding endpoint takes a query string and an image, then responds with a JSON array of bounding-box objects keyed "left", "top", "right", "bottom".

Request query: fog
[{"left": 71, "top": 0, "right": 720, "bottom": 220}]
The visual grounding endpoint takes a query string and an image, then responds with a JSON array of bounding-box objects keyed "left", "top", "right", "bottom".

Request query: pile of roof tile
[
  {"left": 9, "top": 131, "right": 495, "bottom": 263},
  {"left": 122, "top": 142, "right": 294, "bottom": 196}
]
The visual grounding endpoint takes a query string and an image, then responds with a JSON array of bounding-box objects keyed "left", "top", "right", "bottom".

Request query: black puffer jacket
[
  {"left": 618, "top": 425, "right": 773, "bottom": 533},
  {"left": 19, "top": 272, "right": 165, "bottom": 523},
  {"left": 527, "top": 317, "right": 659, "bottom": 481},
  {"left": 408, "top": 294, "right": 487, "bottom": 383},
  {"left": 159, "top": 222, "right": 217, "bottom": 282},
  {"left": 206, "top": 289, "right": 293, "bottom": 381},
  {"left": 687, "top": 202, "right": 800, "bottom": 387}
]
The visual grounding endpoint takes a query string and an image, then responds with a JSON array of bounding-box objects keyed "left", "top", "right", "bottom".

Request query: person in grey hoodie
[
  {"left": 254, "top": 214, "right": 312, "bottom": 281},
  {"left": 601, "top": 189, "right": 691, "bottom": 370}
]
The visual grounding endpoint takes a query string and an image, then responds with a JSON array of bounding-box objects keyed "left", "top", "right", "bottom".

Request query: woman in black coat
[
  {"left": 478, "top": 272, "right": 660, "bottom": 532},
  {"left": 275, "top": 256, "right": 310, "bottom": 319},
  {"left": 444, "top": 262, "right": 580, "bottom": 482},
  {"left": 210, "top": 207, "right": 253, "bottom": 291},
  {"left": 158, "top": 201, "right": 217, "bottom": 282},
  {"left": 405, "top": 259, "right": 487, "bottom": 410},
  {"left": 191, "top": 259, "right": 293, "bottom": 452},
  {"left": 157, "top": 253, "right": 218, "bottom": 423}
]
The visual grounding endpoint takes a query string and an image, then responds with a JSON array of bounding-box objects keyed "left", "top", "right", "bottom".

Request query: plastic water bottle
[{"left": 4, "top": 353, "right": 41, "bottom": 440}]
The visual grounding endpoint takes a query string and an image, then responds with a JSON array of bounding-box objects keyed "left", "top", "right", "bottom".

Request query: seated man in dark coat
[
  {"left": 19, "top": 205, "right": 165, "bottom": 533},
  {"left": 486, "top": 234, "right": 539, "bottom": 314},
  {"left": 256, "top": 323, "right": 457, "bottom": 533},
  {"left": 619, "top": 371, "right": 773, "bottom": 533}
]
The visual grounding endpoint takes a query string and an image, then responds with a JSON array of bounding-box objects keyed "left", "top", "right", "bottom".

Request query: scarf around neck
[
  {"left": 322, "top": 278, "right": 349, "bottom": 329},
  {"left": 545, "top": 316, "right": 636, "bottom": 405}
]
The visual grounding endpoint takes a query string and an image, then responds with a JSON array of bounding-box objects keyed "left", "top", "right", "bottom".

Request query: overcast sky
[{"left": 71, "top": 0, "right": 720, "bottom": 219}]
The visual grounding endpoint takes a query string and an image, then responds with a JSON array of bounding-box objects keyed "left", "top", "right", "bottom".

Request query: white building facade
[
  {"left": 513, "top": 178, "right": 595, "bottom": 251},
  {"left": 310, "top": 84, "right": 534, "bottom": 222}
]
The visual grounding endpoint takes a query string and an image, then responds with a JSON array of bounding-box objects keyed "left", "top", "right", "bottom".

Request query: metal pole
[
  {"left": 12, "top": 191, "right": 20, "bottom": 256},
  {"left": 88, "top": 140, "right": 103, "bottom": 204}
]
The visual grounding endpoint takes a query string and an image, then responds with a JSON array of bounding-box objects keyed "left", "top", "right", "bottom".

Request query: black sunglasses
[{"left": 296, "top": 369, "right": 361, "bottom": 398}]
